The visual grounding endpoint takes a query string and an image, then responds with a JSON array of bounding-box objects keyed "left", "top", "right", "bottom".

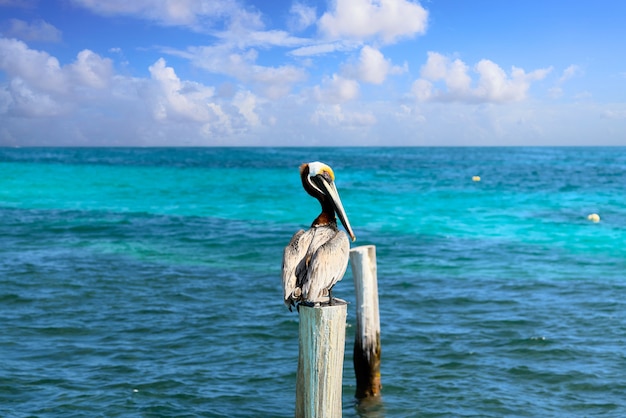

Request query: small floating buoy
[
  {"left": 472, "top": 176, "right": 481, "bottom": 182},
  {"left": 587, "top": 213, "right": 600, "bottom": 223}
]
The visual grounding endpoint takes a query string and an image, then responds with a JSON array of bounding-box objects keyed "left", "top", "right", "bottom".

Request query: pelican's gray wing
[
  {"left": 302, "top": 230, "right": 350, "bottom": 304},
  {"left": 282, "top": 229, "right": 310, "bottom": 309}
]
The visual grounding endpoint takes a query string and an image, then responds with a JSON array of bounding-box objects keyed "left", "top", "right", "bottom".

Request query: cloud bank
[
  {"left": 413, "top": 52, "right": 552, "bottom": 103},
  {"left": 0, "top": 0, "right": 619, "bottom": 146}
]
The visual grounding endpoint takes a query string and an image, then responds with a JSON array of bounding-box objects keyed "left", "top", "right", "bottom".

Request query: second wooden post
[{"left": 350, "top": 245, "right": 382, "bottom": 400}]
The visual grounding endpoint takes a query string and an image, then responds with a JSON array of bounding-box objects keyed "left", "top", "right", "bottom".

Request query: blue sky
[{"left": 1, "top": 0, "right": 625, "bottom": 146}]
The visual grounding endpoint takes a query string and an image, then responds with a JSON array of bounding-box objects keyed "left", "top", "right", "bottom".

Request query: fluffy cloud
[
  {"left": 413, "top": 52, "right": 552, "bottom": 103},
  {"left": 0, "top": 38, "right": 113, "bottom": 94},
  {"left": 356, "top": 46, "right": 390, "bottom": 84},
  {"left": 1, "top": 1, "right": 620, "bottom": 147},
  {"left": 0, "top": 38, "right": 267, "bottom": 144},
  {"left": 6, "top": 78, "right": 66, "bottom": 117},
  {"left": 318, "top": 0, "right": 428, "bottom": 44},
  {"left": 0, "top": 37, "right": 68, "bottom": 93},
  {"left": 312, "top": 74, "right": 359, "bottom": 103},
  {"left": 232, "top": 90, "right": 260, "bottom": 126},
  {"left": 0, "top": 37, "right": 113, "bottom": 118},
  {"left": 147, "top": 58, "right": 217, "bottom": 123},
  {"left": 145, "top": 58, "right": 264, "bottom": 138},
  {"left": 69, "top": 50, "right": 113, "bottom": 89},
  {"left": 344, "top": 45, "right": 406, "bottom": 84}
]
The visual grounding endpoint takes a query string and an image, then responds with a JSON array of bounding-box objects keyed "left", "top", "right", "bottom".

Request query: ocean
[{"left": 1, "top": 147, "right": 625, "bottom": 417}]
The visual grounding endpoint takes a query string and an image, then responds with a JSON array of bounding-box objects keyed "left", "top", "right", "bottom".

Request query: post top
[{"left": 350, "top": 245, "right": 376, "bottom": 253}]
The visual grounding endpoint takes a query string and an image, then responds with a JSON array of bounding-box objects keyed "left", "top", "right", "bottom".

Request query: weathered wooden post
[
  {"left": 349, "top": 245, "right": 382, "bottom": 400},
  {"left": 296, "top": 302, "right": 347, "bottom": 418}
]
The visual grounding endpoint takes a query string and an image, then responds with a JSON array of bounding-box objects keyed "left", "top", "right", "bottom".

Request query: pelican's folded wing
[
  {"left": 282, "top": 229, "right": 308, "bottom": 308},
  {"left": 303, "top": 230, "right": 350, "bottom": 303}
]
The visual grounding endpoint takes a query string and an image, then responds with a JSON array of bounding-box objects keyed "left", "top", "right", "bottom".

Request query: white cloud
[
  {"left": 289, "top": 2, "right": 317, "bottom": 32},
  {"left": 346, "top": 45, "right": 405, "bottom": 84},
  {"left": 6, "top": 77, "right": 66, "bottom": 117},
  {"left": 411, "top": 78, "right": 433, "bottom": 102},
  {"left": 232, "top": 90, "right": 260, "bottom": 126},
  {"left": 147, "top": 57, "right": 217, "bottom": 123},
  {"left": 0, "top": 38, "right": 119, "bottom": 125},
  {"left": 0, "top": 38, "right": 113, "bottom": 121},
  {"left": 1, "top": 1, "right": 623, "bottom": 147},
  {"left": 318, "top": 0, "right": 428, "bottom": 44},
  {"left": 475, "top": 60, "right": 551, "bottom": 102},
  {"left": 0, "top": 37, "right": 114, "bottom": 96},
  {"left": 204, "top": 102, "right": 234, "bottom": 136},
  {"left": 71, "top": 0, "right": 293, "bottom": 50},
  {"left": 420, "top": 52, "right": 471, "bottom": 92},
  {"left": 0, "top": 37, "right": 67, "bottom": 93},
  {"left": 0, "top": 38, "right": 268, "bottom": 144},
  {"left": 413, "top": 52, "right": 552, "bottom": 103},
  {"left": 2, "top": 18, "right": 62, "bottom": 42},
  {"left": 312, "top": 74, "right": 359, "bottom": 103},
  {"left": 144, "top": 2, "right": 312, "bottom": 100},
  {"left": 69, "top": 50, "right": 113, "bottom": 89}
]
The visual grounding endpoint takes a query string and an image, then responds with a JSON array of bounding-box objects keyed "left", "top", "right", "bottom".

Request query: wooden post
[
  {"left": 296, "top": 302, "right": 347, "bottom": 418},
  {"left": 349, "top": 245, "right": 382, "bottom": 400}
]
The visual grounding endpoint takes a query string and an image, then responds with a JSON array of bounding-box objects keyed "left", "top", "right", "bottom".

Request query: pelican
[{"left": 282, "top": 161, "right": 356, "bottom": 310}]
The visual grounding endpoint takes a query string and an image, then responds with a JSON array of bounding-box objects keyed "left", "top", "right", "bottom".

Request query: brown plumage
[{"left": 282, "top": 162, "right": 356, "bottom": 310}]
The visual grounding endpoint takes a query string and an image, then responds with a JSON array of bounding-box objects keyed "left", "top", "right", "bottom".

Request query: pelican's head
[{"left": 302, "top": 161, "right": 356, "bottom": 242}]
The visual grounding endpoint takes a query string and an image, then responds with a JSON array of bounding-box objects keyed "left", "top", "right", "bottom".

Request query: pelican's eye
[
  {"left": 320, "top": 168, "right": 335, "bottom": 182},
  {"left": 308, "top": 161, "right": 335, "bottom": 181}
]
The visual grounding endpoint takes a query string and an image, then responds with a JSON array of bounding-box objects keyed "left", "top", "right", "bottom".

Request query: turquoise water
[{"left": 1, "top": 147, "right": 626, "bottom": 417}]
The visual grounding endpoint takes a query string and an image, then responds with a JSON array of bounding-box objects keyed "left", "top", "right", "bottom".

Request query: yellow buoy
[
  {"left": 587, "top": 213, "right": 600, "bottom": 223},
  {"left": 472, "top": 176, "right": 481, "bottom": 182}
]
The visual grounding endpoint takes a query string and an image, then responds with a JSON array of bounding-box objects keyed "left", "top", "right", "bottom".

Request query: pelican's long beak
[{"left": 314, "top": 175, "right": 356, "bottom": 242}]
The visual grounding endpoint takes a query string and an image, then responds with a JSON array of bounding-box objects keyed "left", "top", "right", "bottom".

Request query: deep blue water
[{"left": 1, "top": 147, "right": 626, "bottom": 417}]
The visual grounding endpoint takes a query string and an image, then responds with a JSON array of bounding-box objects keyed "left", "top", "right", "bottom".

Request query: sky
[{"left": 0, "top": 0, "right": 625, "bottom": 146}]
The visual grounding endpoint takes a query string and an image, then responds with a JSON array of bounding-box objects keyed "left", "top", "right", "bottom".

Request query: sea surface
[{"left": 1, "top": 147, "right": 626, "bottom": 417}]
